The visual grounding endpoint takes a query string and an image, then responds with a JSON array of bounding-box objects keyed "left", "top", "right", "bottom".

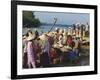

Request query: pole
[{"left": 48, "top": 18, "right": 57, "bottom": 33}]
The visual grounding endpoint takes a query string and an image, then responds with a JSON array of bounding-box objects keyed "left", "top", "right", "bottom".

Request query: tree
[{"left": 23, "top": 11, "right": 41, "bottom": 28}]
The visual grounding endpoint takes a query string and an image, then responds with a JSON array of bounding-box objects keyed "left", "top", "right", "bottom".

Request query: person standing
[
  {"left": 26, "top": 30, "right": 36, "bottom": 68},
  {"left": 39, "top": 34, "right": 50, "bottom": 67}
]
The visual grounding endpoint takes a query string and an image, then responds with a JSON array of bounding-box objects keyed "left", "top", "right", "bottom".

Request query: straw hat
[
  {"left": 39, "top": 34, "right": 46, "bottom": 40},
  {"left": 27, "top": 35, "right": 35, "bottom": 41},
  {"left": 22, "top": 35, "right": 27, "bottom": 39},
  {"left": 47, "top": 32, "right": 54, "bottom": 37}
]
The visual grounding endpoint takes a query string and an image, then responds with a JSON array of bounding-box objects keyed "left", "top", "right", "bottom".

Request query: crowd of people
[{"left": 22, "top": 23, "right": 89, "bottom": 68}]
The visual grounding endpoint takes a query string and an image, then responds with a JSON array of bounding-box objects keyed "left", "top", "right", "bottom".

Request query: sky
[{"left": 34, "top": 11, "right": 90, "bottom": 25}]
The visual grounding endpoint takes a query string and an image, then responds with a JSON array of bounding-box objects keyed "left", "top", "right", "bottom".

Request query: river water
[{"left": 23, "top": 25, "right": 70, "bottom": 35}]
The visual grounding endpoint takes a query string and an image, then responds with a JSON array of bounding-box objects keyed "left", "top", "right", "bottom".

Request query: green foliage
[{"left": 23, "top": 11, "right": 41, "bottom": 28}]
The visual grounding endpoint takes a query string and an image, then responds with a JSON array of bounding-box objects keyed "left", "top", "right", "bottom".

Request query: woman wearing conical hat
[{"left": 26, "top": 30, "right": 36, "bottom": 68}]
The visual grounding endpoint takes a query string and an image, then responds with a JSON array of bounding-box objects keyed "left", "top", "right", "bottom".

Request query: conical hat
[
  {"left": 47, "top": 32, "right": 54, "bottom": 37},
  {"left": 39, "top": 34, "right": 46, "bottom": 40},
  {"left": 27, "top": 35, "right": 34, "bottom": 41},
  {"left": 22, "top": 35, "right": 27, "bottom": 39}
]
